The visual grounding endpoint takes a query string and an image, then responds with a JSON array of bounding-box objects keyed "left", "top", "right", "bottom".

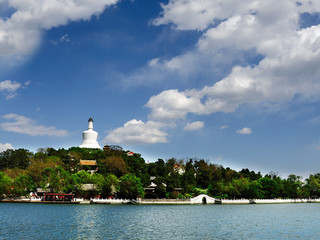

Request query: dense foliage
[{"left": 0, "top": 146, "right": 320, "bottom": 200}]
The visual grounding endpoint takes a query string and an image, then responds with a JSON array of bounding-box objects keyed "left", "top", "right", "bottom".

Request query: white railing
[
  {"left": 253, "top": 198, "right": 320, "bottom": 203},
  {"left": 90, "top": 198, "right": 131, "bottom": 204},
  {"left": 30, "top": 197, "right": 42, "bottom": 201},
  {"left": 12, "top": 196, "right": 320, "bottom": 204},
  {"left": 73, "top": 198, "right": 84, "bottom": 202},
  {"left": 221, "top": 199, "right": 250, "bottom": 204}
]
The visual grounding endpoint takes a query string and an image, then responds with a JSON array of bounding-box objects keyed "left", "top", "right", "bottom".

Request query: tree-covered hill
[{"left": 0, "top": 146, "right": 319, "bottom": 200}]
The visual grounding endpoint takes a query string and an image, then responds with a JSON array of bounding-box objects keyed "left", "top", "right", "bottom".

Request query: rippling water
[{"left": 1, "top": 203, "right": 320, "bottom": 239}]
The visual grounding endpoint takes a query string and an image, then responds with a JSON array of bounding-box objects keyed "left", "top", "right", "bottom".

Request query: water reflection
[
  {"left": 72, "top": 205, "right": 103, "bottom": 239},
  {"left": 1, "top": 203, "right": 320, "bottom": 239}
]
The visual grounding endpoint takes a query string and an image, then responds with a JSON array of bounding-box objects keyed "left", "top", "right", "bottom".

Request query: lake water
[{"left": 0, "top": 203, "right": 320, "bottom": 239}]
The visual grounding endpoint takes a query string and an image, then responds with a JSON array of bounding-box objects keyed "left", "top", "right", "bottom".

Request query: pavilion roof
[{"left": 80, "top": 160, "right": 97, "bottom": 166}]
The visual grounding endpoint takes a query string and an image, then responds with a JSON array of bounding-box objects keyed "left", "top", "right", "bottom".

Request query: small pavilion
[{"left": 79, "top": 160, "right": 98, "bottom": 174}]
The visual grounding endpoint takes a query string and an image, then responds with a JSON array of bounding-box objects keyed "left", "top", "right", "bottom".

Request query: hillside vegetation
[{"left": 1, "top": 146, "right": 319, "bottom": 199}]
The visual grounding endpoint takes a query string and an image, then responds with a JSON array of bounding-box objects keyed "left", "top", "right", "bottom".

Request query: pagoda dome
[{"left": 79, "top": 117, "right": 101, "bottom": 149}]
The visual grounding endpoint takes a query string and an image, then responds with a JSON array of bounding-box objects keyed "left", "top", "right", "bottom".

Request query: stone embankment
[
  {"left": 139, "top": 199, "right": 191, "bottom": 204},
  {"left": 250, "top": 199, "right": 320, "bottom": 204},
  {"left": 138, "top": 196, "right": 320, "bottom": 205},
  {"left": 2, "top": 195, "right": 320, "bottom": 204}
]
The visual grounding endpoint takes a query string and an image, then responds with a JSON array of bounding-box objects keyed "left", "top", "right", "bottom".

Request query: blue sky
[{"left": 2, "top": 0, "right": 320, "bottom": 177}]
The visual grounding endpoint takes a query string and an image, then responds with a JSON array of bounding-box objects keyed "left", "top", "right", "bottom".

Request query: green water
[{"left": 0, "top": 203, "right": 319, "bottom": 239}]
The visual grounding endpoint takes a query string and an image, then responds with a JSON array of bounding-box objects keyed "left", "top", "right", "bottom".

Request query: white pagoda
[{"left": 79, "top": 117, "right": 101, "bottom": 149}]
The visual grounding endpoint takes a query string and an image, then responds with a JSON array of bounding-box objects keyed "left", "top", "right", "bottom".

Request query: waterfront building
[
  {"left": 79, "top": 117, "right": 101, "bottom": 149},
  {"left": 43, "top": 193, "right": 75, "bottom": 202},
  {"left": 127, "top": 151, "right": 134, "bottom": 156},
  {"left": 174, "top": 163, "right": 185, "bottom": 175}
]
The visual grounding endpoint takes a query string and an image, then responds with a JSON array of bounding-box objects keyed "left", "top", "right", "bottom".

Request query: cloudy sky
[{"left": 1, "top": 0, "right": 320, "bottom": 177}]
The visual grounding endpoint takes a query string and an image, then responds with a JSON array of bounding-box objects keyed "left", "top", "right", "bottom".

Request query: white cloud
[
  {"left": 153, "top": 0, "right": 248, "bottom": 31},
  {"left": 110, "top": 0, "right": 320, "bottom": 144},
  {"left": 143, "top": 0, "right": 320, "bottom": 121},
  {"left": 145, "top": 88, "right": 238, "bottom": 121},
  {"left": 104, "top": 119, "right": 168, "bottom": 145},
  {"left": 0, "top": 80, "right": 21, "bottom": 99},
  {"left": 236, "top": 127, "right": 252, "bottom": 135},
  {"left": 1, "top": 114, "right": 68, "bottom": 137},
  {"left": 121, "top": 52, "right": 209, "bottom": 88},
  {"left": 0, "top": 80, "right": 27, "bottom": 99},
  {"left": 146, "top": 89, "right": 205, "bottom": 121},
  {"left": 50, "top": 34, "right": 71, "bottom": 45},
  {"left": 220, "top": 125, "right": 229, "bottom": 130},
  {"left": 184, "top": 121, "right": 204, "bottom": 131},
  {"left": 148, "top": 58, "right": 160, "bottom": 67},
  {"left": 0, "top": 0, "right": 119, "bottom": 57},
  {"left": 153, "top": 0, "right": 319, "bottom": 32},
  {"left": 0, "top": 143, "right": 14, "bottom": 153}
]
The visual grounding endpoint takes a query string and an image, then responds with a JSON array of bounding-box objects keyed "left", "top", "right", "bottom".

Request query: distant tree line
[{"left": 1, "top": 146, "right": 320, "bottom": 200}]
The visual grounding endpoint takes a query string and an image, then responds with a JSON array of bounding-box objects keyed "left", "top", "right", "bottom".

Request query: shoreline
[{"left": 2, "top": 196, "right": 320, "bottom": 205}]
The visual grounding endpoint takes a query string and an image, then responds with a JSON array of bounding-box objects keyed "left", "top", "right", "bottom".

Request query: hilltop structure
[{"left": 79, "top": 117, "right": 101, "bottom": 149}]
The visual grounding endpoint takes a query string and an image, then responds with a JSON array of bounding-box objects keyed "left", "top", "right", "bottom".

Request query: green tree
[
  {"left": 42, "top": 166, "right": 72, "bottom": 193},
  {"left": 240, "top": 168, "right": 262, "bottom": 181},
  {"left": 3, "top": 168, "right": 26, "bottom": 179},
  {"left": 166, "top": 171, "right": 181, "bottom": 196},
  {"left": 248, "top": 180, "right": 264, "bottom": 199},
  {"left": 12, "top": 174, "right": 34, "bottom": 197},
  {"left": 224, "top": 168, "right": 239, "bottom": 182},
  {"left": 26, "top": 156, "right": 63, "bottom": 185},
  {"left": 101, "top": 174, "right": 119, "bottom": 198},
  {"left": 0, "top": 172, "right": 11, "bottom": 197},
  {"left": 182, "top": 159, "right": 196, "bottom": 193},
  {"left": 155, "top": 183, "right": 167, "bottom": 198},
  {"left": 101, "top": 156, "right": 128, "bottom": 177},
  {"left": 118, "top": 174, "right": 144, "bottom": 199},
  {"left": 91, "top": 173, "right": 105, "bottom": 196},
  {"left": 124, "top": 153, "right": 150, "bottom": 187},
  {"left": 194, "top": 159, "right": 210, "bottom": 188},
  {"left": 228, "top": 178, "right": 250, "bottom": 199},
  {"left": 68, "top": 147, "right": 101, "bottom": 161},
  {"left": 283, "top": 174, "right": 303, "bottom": 198},
  {"left": 71, "top": 170, "right": 93, "bottom": 196},
  {"left": 257, "top": 177, "right": 279, "bottom": 198},
  {"left": 155, "top": 159, "right": 166, "bottom": 177},
  {"left": 0, "top": 149, "right": 33, "bottom": 170},
  {"left": 73, "top": 170, "right": 92, "bottom": 183},
  {"left": 305, "top": 174, "right": 320, "bottom": 198}
]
